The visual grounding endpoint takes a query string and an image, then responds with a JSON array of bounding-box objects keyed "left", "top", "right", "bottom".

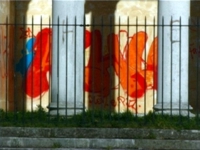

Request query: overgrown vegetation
[{"left": 0, "top": 106, "right": 199, "bottom": 130}]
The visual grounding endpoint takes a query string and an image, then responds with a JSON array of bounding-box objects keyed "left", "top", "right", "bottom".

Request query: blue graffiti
[{"left": 15, "top": 38, "right": 36, "bottom": 76}]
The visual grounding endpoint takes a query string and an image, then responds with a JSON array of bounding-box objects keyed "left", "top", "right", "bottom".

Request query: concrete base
[
  {"left": 48, "top": 101, "right": 84, "bottom": 116},
  {"left": 154, "top": 103, "right": 195, "bottom": 117}
]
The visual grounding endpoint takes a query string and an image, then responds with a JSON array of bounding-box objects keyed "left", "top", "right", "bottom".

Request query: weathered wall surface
[
  {"left": 0, "top": 1, "right": 15, "bottom": 111},
  {"left": 189, "top": 1, "right": 200, "bottom": 111}
]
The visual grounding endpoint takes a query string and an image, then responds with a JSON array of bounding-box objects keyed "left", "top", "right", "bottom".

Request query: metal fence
[{"left": 0, "top": 17, "right": 200, "bottom": 122}]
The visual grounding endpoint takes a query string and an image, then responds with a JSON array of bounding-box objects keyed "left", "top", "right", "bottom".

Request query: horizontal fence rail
[{"left": 0, "top": 16, "right": 200, "bottom": 127}]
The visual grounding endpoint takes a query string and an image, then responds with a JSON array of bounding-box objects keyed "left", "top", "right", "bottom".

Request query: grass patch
[{"left": 0, "top": 106, "right": 199, "bottom": 130}]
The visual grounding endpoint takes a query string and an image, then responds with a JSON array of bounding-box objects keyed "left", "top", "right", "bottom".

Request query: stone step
[
  {"left": 1, "top": 137, "right": 200, "bottom": 149},
  {"left": 1, "top": 148, "right": 141, "bottom": 150},
  {"left": 0, "top": 127, "right": 200, "bottom": 140},
  {"left": 0, "top": 137, "right": 134, "bottom": 149},
  {"left": 1, "top": 127, "right": 200, "bottom": 149}
]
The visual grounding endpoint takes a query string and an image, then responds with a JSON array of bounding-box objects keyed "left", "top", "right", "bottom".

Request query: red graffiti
[
  {"left": 88, "top": 95, "right": 117, "bottom": 108},
  {"left": 84, "top": 29, "right": 158, "bottom": 111},
  {"left": 0, "top": 25, "right": 7, "bottom": 78},
  {"left": 117, "top": 96, "right": 141, "bottom": 112},
  {"left": 20, "top": 27, "right": 34, "bottom": 39},
  {"left": 24, "top": 28, "right": 52, "bottom": 98},
  {"left": 84, "top": 30, "right": 112, "bottom": 97},
  {"left": 189, "top": 43, "right": 200, "bottom": 59}
]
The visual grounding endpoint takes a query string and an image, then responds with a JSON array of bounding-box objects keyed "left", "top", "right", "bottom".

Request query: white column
[
  {"left": 49, "top": 0, "right": 85, "bottom": 115},
  {"left": 154, "top": 0, "right": 194, "bottom": 116}
]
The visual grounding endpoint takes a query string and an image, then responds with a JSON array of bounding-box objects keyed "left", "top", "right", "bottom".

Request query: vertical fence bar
[
  {"left": 48, "top": 16, "right": 51, "bottom": 121},
  {"left": 100, "top": 16, "right": 104, "bottom": 113},
  {"left": 83, "top": 15, "right": 86, "bottom": 120},
  {"left": 48, "top": 16, "right": 51, "bottom": 118},
  {"left": 109, "top": 16, "right": 112, "bottom": 116},
  {"left": 188, "top": 17, "right": 191, "bottom": 119},
  {"left": 5, "top": 17, "right": 8, "bottom": 114},
  {"left": 126, "top": 16, "right": 129, "bottom": 113},
  {"left": 40, "top": 16, "right": 42, "bottom": 107},
  {"left": 48, "top": 16, "right": 51, "bottom": 111},
  {"left": 0, "top": 23, "right": 1, "bottom": 112},
  {"left": 83, "top": 17, "right": 85, "bottom": 116},
  {"left": 179, "top": 17, "right": 182, "bottom": 120},
  {"left": 170, "top": 16, "right": 173, "bottom": 116},
  {"left": 0, "top": 23, "right": 0, "bottom": 112},
  {"left": 22, "top": 16, "right": 26, "bottom": 125},
  {"left": 153, "top": 16, "right": 156, "bottom": 117},
  {"left": 144, "top": 17, "right": 147, "bottom": 116},
  {"left": 57, "top": 16, "right": 60, "bottom": 117},
  {"left": 196, "top": 17, "right": 199, "bottom": 121},
  {"left": 108, "top": 16, "right": 111, "bottom": 118},
  {"left": 100, "top": 16, "right": 103, "bottom": 111},
  {"left": 65, "top": 16, "right": 68, "bottom": 117},
  {"left": 118, "top": 16, "right": 121, "bottom": 114},
  {"left": 161, "top": 16, "right": 164, "bottom": 116},
  {"left": 136, "top": 16, "right": 138, "bottom": 116},
  {"left": 111, "top": 16, "right": 113, "bottom": 114},
  {"left": 31, "top": 16, "right": 34, "bottom": 114},
  {"left": 91, "top": 16, "right": 95, "bottom": 112},
  {"left": 14, "top": 13, "right": 17, "bottom": 122},
  {"left": 22, "top": 16, "right": 26, "bottom": 115},
  {"left": 74, "top": 16, "right": 77, "bottom": 115}
]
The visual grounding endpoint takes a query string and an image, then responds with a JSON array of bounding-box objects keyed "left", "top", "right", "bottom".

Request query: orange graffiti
[{"left": 108, "top": 31, "right": 158, "bottom": 98}]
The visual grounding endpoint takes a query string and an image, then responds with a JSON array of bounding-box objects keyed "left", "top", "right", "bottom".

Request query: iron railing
[{"left": 0, "top": 17, "right": 200, "bottom": 125}]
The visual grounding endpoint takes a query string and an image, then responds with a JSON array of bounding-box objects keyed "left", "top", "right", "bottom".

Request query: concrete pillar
[
  {"left": 49, "top": 0, "right": 85, "bottom": 115},
  {"left": 154, "top": 0, "right": 194, "bottom": 116}
]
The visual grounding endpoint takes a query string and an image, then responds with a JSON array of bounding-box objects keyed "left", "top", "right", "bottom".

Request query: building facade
[{"left": 0, "top": 0, "right": 199, "bottom": 115}]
